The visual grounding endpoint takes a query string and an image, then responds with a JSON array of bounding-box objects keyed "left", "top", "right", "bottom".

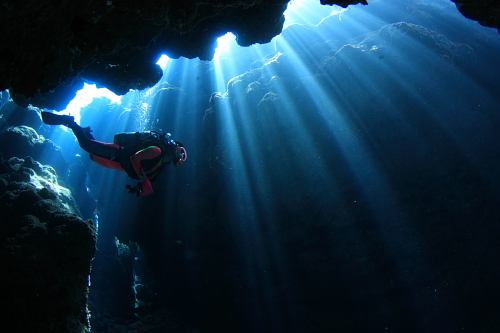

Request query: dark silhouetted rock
[
  {"left": 1, "top": 0, "right": 497, "bottom": 109},
  {"left": 451, "top": 0, "right": 500, "bottom": 30},
  {"left": 0, "top": 155, "right": 97, "bottom": 333}
]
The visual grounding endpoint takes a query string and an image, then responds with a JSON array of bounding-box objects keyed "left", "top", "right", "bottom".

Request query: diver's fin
[{"left": 41, "top": 112, "right": 75, "bottom": 126}]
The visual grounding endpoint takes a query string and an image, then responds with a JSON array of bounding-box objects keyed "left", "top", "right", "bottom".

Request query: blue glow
[
  {"left": 284, "top": 0, "right": 347, "bottom": 27},
  {"left": 59, "top": 54, "right": 169, "bottom": 124},
  {"left": 63, "top": 83, "right": 121, "bottom": 123}
]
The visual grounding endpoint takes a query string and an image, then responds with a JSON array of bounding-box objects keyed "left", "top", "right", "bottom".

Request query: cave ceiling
[{"left": 0, "top": 0, "right": 497, "bottom": 109}]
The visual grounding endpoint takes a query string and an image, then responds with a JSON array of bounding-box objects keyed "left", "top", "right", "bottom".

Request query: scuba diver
[{"left": 41, "top": 111, "right": 187, "bottom": 196}]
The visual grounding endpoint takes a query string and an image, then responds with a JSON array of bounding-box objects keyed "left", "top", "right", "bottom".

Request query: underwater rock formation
[
  {"left": 451, "top": 0, "right": 500, "bottom": 30},
  {"left": 1, "top": 0, "right": 497, "bottom": 109},
  {"left": 0, "top": 101, "right": 43, "bottom": 130},
  {"left": 1, "top": 0, "right": 293, "bottom": 107},
  {"left": 0, "top": 155, "right": 97, "bottom": 333},
  {"left": 0, "top": 125, "right": 68, "bottom": 180}
]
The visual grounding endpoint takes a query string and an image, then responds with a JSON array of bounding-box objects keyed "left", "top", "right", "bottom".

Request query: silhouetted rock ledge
[
  {"left": 0, "top": 0, "right": 363, "bottom": 110},
  {"left": 0, "top": 0, "right": 498, "bottom": 109},
  {"left": 0, "top": 155, "right": 97, "bottom": 333}
]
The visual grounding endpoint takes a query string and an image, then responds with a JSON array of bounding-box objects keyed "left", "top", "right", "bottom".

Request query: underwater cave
[{"left": 1, "top": 0, "right": 500, "bottom": 332}]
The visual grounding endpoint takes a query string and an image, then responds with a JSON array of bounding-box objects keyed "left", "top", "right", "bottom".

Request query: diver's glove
[
  {"left": 126, "top": 182, "right": 143, "bottom": 197},
  {"left": 125, "top": 179, "right": 153, "bottom": 197}
]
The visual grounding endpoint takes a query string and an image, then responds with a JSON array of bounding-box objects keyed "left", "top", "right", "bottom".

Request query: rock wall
[
  {"left": 0, "top": 103, "right": 97, "bottom": 332},
  {"left": 0, "top": 155, "right": 97, "bottom": 333}
]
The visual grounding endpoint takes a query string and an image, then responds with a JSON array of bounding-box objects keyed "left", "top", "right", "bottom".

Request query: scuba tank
[
  {"left": 112, "top": 131, "right": 187, "bottom": 179},
  {"left": 113, "top": 132, "right": 151, "bottom": 147}
]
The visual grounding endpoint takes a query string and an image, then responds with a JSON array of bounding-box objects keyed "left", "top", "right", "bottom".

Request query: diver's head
[
  {"left": 173, "top": 141, "right": 187, "bottom": 167},
  {"left": 161, "top": 140, "right": 187, "bottom": 167}
]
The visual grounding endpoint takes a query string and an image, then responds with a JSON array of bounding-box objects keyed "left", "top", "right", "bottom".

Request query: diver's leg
[
  {"left": 41, "top": 112, "right": 74, "bottom": 126},
  {"left": 66, "top": 122, "right": 120, "bottom": 160},
  {"left": 41, "top": 111, "right": 119, "bottom": 160}
]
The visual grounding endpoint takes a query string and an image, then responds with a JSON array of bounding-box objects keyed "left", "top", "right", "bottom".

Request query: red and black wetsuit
[
  {"left": 68, "top": 123, "right": 166, "bottom": 196},
  {"left": 92, "top": 145, "right": 163, "bottom": 196}
]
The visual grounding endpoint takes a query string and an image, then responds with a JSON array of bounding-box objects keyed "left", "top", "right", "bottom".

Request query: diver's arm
[
  {"left": 140, "top": 179, "right": 153, "bottom": 196},
  {"left": 130, "top": 146, "right": 162, "bottom": 196}
]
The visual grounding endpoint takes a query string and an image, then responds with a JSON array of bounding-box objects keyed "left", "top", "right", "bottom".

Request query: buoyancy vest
[{"left": 112, "top": 131, "right": 176, "bottom": 181}]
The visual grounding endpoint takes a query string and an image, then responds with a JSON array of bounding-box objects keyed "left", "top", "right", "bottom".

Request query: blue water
[{"left": 38, "top": 0, "right": 500, "bottom": 332}]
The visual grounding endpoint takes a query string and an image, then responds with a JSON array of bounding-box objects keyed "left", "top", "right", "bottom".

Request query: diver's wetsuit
[
  {"left": 67, "top": 122, "right": 164, "bottom": 196},
  {"left": 67, "top": 122, "right": 121, "bottom": 160},
  {"left": 41, "top": 111, "right": 182, "bottom": 196}
]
